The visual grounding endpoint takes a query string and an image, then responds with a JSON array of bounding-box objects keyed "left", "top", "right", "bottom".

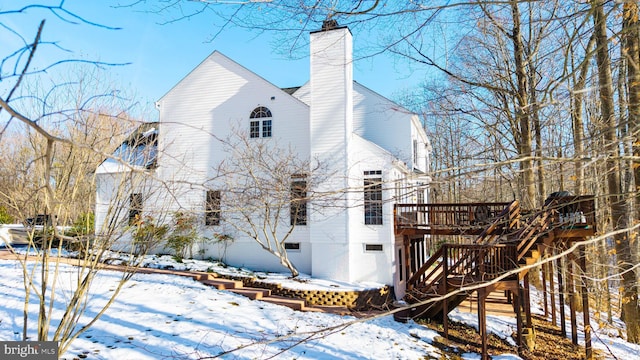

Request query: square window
[{"left": 284, "top": 242, "right": 301, "bottom": 251}]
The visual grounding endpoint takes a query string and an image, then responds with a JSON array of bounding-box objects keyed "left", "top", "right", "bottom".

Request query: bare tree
[
  {"left": 210, "top": 129, "right": 332, "bottom": 277},
  {"left": 43, "top": 0, "right": 640, "bottom": 346},
  {"left": 0, "top": 3, "right": 173, "bottom": 354},
  {"left": 591, "top": 0, "right": 639, "bottom": 343}
]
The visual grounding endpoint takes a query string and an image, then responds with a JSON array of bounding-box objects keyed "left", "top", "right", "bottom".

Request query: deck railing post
[
  {"left": 478, "top": 246, "right": 485, "bottom": 279},
  {"left": 403, "top": 235, "right": 411, "bottom": 290}
]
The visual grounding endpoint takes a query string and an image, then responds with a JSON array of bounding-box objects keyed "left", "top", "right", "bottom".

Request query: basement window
[
  {"left": 284, "top": 243, "right": 301, "bottom": 251},
  {"left": 365, "top": 244, "right": 384, "bottom": 252}
]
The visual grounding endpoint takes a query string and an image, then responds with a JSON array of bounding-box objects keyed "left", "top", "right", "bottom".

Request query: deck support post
[
  {"left": 556, "top": 248, "right": 567, "bottom": 338},
  {"left": 515, "top": 284, "right": 523, "bottom": 356},
  {"left": 478, "top": 287, "right": 488, "bottom": 360},
  {"left": 523, "top": 272, "right": 532, "bottom": 328},
  {"left": 568, "top": 250, "right": 578, "bottom": 345},
  {"left": 541, "top": 250, "right": 549, "bottom": 317},
  {"left": 580, "top": 245, "right": 593, "bottom": 359},
  {"left": 548, "top": 254, "right": 557, "bottom": 324},
  {"left": 442, "top": 244, "right": 449, "bottom": 340}
]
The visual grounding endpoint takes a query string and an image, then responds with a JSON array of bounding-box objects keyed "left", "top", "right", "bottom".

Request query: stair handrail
[
  {"left": 447, "top": 243, "right": 519, "bottom": 280},
  {"left": 408, "top": 200, "right": 521, "bottom": 293},
  {"left": 475, "top": 200, "right": 520, "bottom": 244},
  {"left": 513, "top": 197, "right": 557, "bottom": 261},
  {"left": 406, "top": 245, "right": 444, "bottom": 291}
]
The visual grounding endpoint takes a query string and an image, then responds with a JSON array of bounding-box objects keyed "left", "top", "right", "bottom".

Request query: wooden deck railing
[
  {"left": 406, "top": 243, "right": 519, "bottom": 292},
  {"left": 445, "top": 244, "right": 519, "bottom": 281},
  {"left": 395, "top": 202, "right": 513, "bottom": 234}
]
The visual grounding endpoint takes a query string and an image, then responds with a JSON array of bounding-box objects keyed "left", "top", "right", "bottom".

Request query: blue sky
[{"left": 1, "top": 1, "right": 429, "bottom": 120}]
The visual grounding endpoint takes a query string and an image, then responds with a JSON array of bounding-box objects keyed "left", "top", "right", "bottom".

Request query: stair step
[
  {"left": 176, "top": 272, "right": 209, "bottom": 281},
  {"left": 194, "top": 271, "right": 219, "bottom": 280},
  {"left": 260, "top": 296, "right": 306, "bottom": 311},
  {"left": 201, "top": 278, "right": 244, "bottom": 290},
  {"left": 229, "top": 287, "right": 271, "bottom": 300},
  {"left": 136, "top": 268, "right": 208, "bottom": 281}
]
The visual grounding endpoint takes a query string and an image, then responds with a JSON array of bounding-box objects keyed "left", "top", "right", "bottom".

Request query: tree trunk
[
  {"left": 571, "top": 35, "right": 594, "bottom": 195},
  {"left": 593, "top": 0, "right": 640, "bottom": 343},
  {"left": 511, "top": 1, "right": 536, "bottom": 209},
  {"left": 625, "top": 2, "right": 640, "bottom": 220}
]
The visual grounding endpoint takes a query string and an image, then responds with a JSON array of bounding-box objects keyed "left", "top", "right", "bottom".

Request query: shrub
[
  {"left": 66, "top": 212, "right": 95, "bottom": 237},
  {"left": 0, "top": 206, "right": 14, "bottom": 224},
  {"left": 131, "top": 216, "right": 169, "bottom": 255},
  {"left": 165, "top": 212, "right": 200, "bottom": 260}
]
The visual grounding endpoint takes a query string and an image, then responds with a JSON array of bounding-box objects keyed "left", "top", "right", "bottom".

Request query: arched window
[{"left": 249, "top": 106, "right": 272, "bottom": 138}]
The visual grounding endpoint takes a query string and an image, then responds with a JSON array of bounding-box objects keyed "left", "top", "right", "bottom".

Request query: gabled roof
[
  {"left": 291, "top": 80, "right": 420, "bottom": 119},
  {"left": 353, "top": 81, "right": 416, "bottom": 117},
  {"left": 157, "top": 51, "right": 308, "bottom": 109}
]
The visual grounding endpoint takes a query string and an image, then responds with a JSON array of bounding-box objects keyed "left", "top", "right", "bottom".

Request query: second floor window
[{"left": 250, "top": 106, "right": 273, "bottom": 138}]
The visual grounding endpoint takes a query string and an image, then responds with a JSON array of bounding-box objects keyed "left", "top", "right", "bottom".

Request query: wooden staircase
[{"left": 399, "top": 195, "right": 596, "bottom": 321}]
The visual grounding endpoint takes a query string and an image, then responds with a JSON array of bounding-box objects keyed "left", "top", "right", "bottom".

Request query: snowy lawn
[
  {"left": 0, "top": 250, "right": 638, "bottom": 359},
  {"left": 449, "top": 284, "right": 640, "bottom": 360},
  {"left": 0, "top": 259, "right": 446, "bottom": 359}
]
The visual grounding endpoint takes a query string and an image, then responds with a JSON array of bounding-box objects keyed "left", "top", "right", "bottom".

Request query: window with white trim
[
  {"left": 205, "top": 190, "right": 221, "bottom": 226},
  {"left": 290, "top": 175, "right": 308, "bottom": 226},
  {"left": 364, "top": 170, "right": 383, "bottom": 225},
  {"left": 129, "top": 193, "right": 143, "bottom": 225},
  {"left": 250, "top": 106, "right": 272, "bottom": 138}
]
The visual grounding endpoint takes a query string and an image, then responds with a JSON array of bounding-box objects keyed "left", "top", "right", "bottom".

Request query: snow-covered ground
[
  {"left": 448, "top": 283, "right": 640, "bottom": 360},
  {"left": 0, "top": 250, "right": 638, "bottom": 359}
]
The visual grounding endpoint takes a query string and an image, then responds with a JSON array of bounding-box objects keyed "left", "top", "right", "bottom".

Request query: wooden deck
[
  {"left": 394, "top": 196, "right": 597, "bottom": 359},
  {"left": 395, "top": 202, "right": 513, "bottom": 235}
]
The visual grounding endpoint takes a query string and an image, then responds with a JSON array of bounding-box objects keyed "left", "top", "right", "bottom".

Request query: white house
[{"left": 95, "top": 21, "right": 431, "bottom": 297}]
